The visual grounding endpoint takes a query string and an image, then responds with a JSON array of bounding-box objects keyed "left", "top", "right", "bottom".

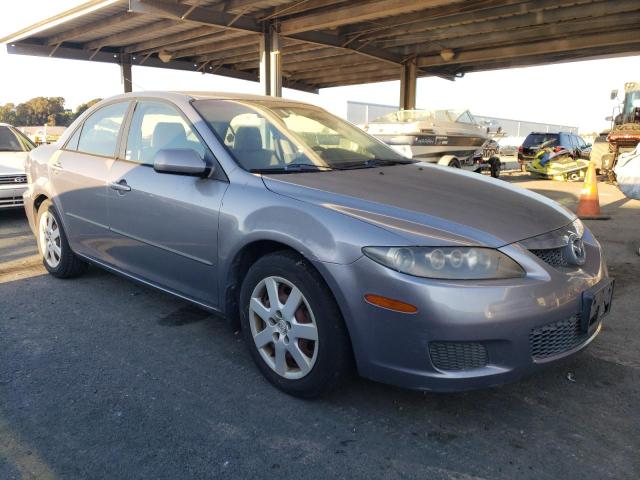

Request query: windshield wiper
[
  {"left": 336, "top": 158, "right": 416, "bottom": 170},
  {"left": 250, "top": 163, "right": 333, "bottom": 174}
]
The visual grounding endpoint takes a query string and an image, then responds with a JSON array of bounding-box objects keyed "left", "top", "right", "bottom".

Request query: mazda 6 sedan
[{"left": 23, "top": 92, "right": 614, "bottom": 397}]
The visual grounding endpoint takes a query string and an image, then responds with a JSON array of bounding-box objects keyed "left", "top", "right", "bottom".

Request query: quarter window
[
  {"left": 77, "top": 102, "right": 129, "bottom": 157},
  {"left": 125, "top": 101, "right": 205, "bottom": 165},
  {"left": 65, "top": 125, "right": 82, "bottom": 151}
]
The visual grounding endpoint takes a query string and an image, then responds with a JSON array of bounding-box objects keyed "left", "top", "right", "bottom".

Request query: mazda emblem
[{"left": 564, "top": 233, "right": 586, "bottom": 266}]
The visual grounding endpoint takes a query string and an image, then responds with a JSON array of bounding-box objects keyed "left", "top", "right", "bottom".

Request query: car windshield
[
  {"left": 523, "top": 133, "right": 559, "bottom": 148},
  {"left": 0, "top": 126, "right": 35, "bottom": 152},
  {"left": 194, "top": 99, "right": 411, "bottom": 172}
]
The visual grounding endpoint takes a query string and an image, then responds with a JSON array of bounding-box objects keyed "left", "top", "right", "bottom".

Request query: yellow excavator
[{"left": 592, "top": 82, "right": 640, "bottom": 181}]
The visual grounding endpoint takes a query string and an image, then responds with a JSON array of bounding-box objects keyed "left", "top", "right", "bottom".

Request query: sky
[{"left": 1, "top": 1, "right": 639, "bottom": 133}]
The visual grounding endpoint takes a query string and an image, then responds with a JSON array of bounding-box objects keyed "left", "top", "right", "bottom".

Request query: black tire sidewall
[
  {"left": 239, "top": 252, "right": 350, "bottom": 398},
  {"left": 490, "top": 157, "right": 501, "bottom": 178}
]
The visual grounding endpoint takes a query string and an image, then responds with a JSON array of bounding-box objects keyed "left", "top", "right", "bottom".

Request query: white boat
[{"left": 363, "top": 109, "right": 489, "bottom": 169}]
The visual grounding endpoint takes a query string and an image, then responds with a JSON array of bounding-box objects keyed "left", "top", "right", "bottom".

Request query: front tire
[
  {"left": 36, "top": 200, "right": 87, "bottom": 278},
  {"left": 239, "top": 251, "right": 352, "bottom": 398}
]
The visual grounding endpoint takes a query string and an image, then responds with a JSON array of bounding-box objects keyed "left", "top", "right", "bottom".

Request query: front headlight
[{"left": 362, "top": 246, "right": 525, "bottom": 280}]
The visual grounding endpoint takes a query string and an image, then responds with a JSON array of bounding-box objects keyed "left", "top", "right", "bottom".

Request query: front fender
[{"left": 216, "top": 179, "right": 406, "bottom": 312}]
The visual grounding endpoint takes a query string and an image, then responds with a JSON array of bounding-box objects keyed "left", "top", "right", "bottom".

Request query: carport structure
[{"left": 2, "top": 0, "right": 640, "bottom": 109}]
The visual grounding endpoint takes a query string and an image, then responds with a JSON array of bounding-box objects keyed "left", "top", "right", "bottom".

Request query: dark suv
[{"left": 518, "top": 132, "right": 591, "bottom": 168}]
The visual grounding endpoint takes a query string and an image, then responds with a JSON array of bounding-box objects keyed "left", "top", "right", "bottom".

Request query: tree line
[{"left": 0, "top": 97, "right": 102, "bottom": 127}]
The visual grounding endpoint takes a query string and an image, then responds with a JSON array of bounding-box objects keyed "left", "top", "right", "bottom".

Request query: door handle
[
  {"left": 50, "top": 161, "right": 63, "bottom": 172},
  {"left": 109, "top": 179, "right": 131, "bottom": 192}
]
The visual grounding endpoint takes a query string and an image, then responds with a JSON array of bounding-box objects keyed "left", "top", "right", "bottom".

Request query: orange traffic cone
[{"left": 576, "top": 162, "right": 609, "bottom": 220}]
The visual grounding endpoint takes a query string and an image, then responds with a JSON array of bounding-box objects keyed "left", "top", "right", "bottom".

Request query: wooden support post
[{"left": 399, "top": 59, "right": 416, "bottom": 110}]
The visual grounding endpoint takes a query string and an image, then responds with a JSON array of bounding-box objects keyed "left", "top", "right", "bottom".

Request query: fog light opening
[{"left": 364, "top": 294, "right": 418, "bottom": 314}]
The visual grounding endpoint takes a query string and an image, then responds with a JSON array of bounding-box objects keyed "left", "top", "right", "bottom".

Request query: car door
[
  {"left": 105, "top": 99, "right": 227, "bottom": 306},
  {"left": 577, "top": 136, "right": 590, "bottom": 159},
  {"left": 50, "top": 101, "right": 131, "bottom": 260}
]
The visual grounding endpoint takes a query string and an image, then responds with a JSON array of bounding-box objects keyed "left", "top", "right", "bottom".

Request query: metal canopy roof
[{"left": 2, "top": 0, "right": 640, "bottom": 94}]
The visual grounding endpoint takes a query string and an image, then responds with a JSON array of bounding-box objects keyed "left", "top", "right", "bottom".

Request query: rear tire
[
  {"left": 239, "top": 251, "right": 352, "bottom": 398},
  {"left": 489, "top": 157, "right": 501, "bottom": 178},
  {"left": 36, "top": 200, "right": 87, "bottom": 278}
]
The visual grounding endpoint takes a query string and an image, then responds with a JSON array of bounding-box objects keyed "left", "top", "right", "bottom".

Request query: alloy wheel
[
  {"left": 248, "top": 276, "right": 319, "bottom": 380},
  {"left": 39, "top": 211, "right": 61, "bottom": 268}
]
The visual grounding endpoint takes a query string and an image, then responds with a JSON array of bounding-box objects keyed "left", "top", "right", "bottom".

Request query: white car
[{"left": 0, "top": 123, "right": 35, "bottom": 209}]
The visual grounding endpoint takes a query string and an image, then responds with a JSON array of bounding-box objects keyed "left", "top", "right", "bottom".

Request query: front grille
[
  {"left": 0, "top": 174, "right": 27, "bottom": 185},
  {"left": 429, "top": 342, "right": 488, "bottom": 371},
  {"left": 0, "top": 196, "right": 24, "bottom": 207},
  {"left": 530, "top": 247, "right": 570, "bottom": 268},
  {"left": 529, "top": 316, "right": 588, "bottom": 360}
]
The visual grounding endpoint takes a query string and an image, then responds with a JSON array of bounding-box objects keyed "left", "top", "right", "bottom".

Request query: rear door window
[
  {"left": 77, "top": 102, "right": 130, "bottom": 157},
  {"left": 523, "top": 133, "right": 558, "bottom": 147}
]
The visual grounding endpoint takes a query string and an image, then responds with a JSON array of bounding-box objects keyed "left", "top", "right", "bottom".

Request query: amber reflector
[{"left": 364, "top": 294, "right": 418, "bottom": 314}]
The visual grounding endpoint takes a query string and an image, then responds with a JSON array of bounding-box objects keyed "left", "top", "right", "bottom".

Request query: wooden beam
[
  {"left": 46, "top": 11, "right": 138, "bottom": 45},
  {"left": 284, "top": 53, "right": 370, "bottom": 73},
  {"left": 279, "top": 0, "right": 464, "bottom": 35},
  {"left": 195, "top": 45, "right": 260, "bottom": 64},
  {"left": 375, "top": 0, "right": 640, "bottom": 49},
  {"left": 85, "top": 19, "right": 178, "bottom": 49},
  {"left": 398, "top": 11, "right": 640, "bottom": 56},
  {"left": 138, "top": 31, "right": 240, "bottom": 55},
  {"left": 318, "top": 74, "right": 401, "bottom": 88},
  {"left": 170, "top": 34, "right": 258, "bottom": 58},
  {"left": 430, "top": 43, "right": 640, "bottom": 76},
  {"left": 7, "top": 40, "right": 319, "bottom": 94},
  {"left": 302, "top": 69, "right": 400, "bottom": 86},
  {"left": 293, "top": 62, "right": 395, "bottom": 81},
  {"left": 129, "top": 0, "right": 414, "bottom": 68},
  {"left": 345, "top": 0, "right": 594, "bottom": 41},
  {"left": 234, "top": 45, "right": 328, "bottom": 70},
  {"left": 417, "top": 29, "right": 640, "bottom": 68},
  {"left": 260, "top": 0, "right": 350, "bottom": 20},
  {"left": 124, "top": 25, "right": 222, "bottom": 53}
]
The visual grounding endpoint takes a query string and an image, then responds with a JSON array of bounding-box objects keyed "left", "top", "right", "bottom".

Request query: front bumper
[
  {"left": 314, "top": 233, "right": 608, "bottom": 392},
  {"left": 0, "top": 185, "right": 27, "bottom": 209}
]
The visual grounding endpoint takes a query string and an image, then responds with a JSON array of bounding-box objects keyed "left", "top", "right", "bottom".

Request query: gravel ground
[{"left": 1, "top": 175, "right": 639, "bottom": 480}]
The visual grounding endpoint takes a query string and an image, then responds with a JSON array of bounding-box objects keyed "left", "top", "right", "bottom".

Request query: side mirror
[
  {"left": 153, "top": 149, "right": 207, "bottom": 176},
  {"left": 610, "top": 89, "right": 618, "bottom": 100}
]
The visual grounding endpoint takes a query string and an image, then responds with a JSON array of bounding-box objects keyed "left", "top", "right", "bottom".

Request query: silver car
[
  {"left": 1, "top": 123, "right": 35, "bottom": 208},
  {"left": 23, "top": 92, "right": 614, "bottom": 397}
]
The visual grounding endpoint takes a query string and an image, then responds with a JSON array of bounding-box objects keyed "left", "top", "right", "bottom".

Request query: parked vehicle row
[
  {"left": 0, "top": 123, "right": 35, "bottom": 209},
  {"left": 20, "top": 92, "right": 613, "bottom": 397}
]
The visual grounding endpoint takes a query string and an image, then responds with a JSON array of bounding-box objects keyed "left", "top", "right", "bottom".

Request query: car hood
[
  {"left": 262, "top": 163, "right": 575, "bottom": 248},
  {"left": 0, "top": 151, "right": 28, "bottom": 175}
]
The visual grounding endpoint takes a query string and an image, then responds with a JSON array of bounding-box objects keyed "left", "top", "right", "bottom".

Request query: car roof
[
  {"left": 527, "top": 131, "right": 575, "bottom": 135},
  {"left": 105, "top": 90, "right": 310, "bottom": 106}
]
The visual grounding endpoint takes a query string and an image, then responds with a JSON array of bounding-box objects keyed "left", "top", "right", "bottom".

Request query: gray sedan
[{"left": 23, "top": 92, "right": 613, "bottom": 397}]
